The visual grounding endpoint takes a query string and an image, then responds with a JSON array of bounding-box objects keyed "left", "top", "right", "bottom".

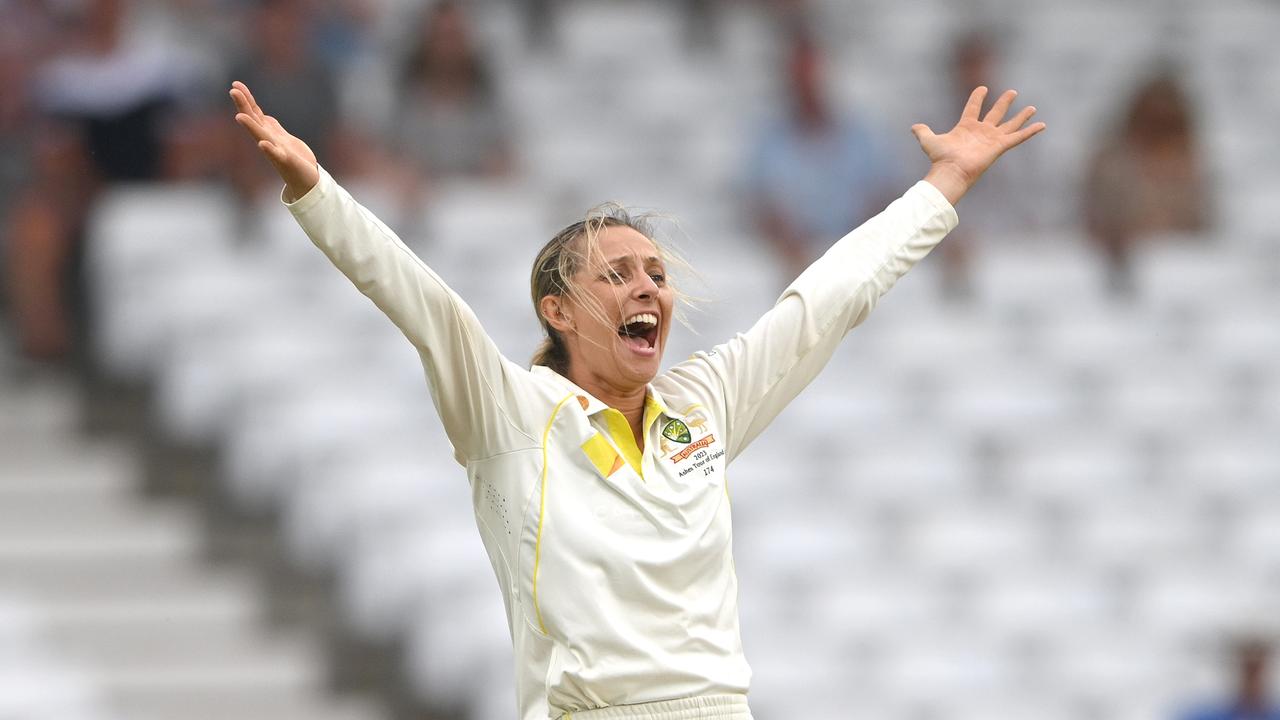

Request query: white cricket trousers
[{"left": 558, "top": 695, "right": 752, "bottom": 719}]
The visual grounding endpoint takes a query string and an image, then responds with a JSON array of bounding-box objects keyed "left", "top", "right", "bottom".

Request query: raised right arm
[{"left": 229, "top": 82, "right": 538, "bottom": 462}]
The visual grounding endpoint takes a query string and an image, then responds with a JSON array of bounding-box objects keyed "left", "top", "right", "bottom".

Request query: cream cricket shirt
[{"left": 286, "top": 167, "right": 958, "bottom": 719}]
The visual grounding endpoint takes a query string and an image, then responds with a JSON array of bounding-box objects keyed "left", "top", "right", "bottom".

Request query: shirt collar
[{"left": 530, "top": 365, "right": 683, "bottom": 421}]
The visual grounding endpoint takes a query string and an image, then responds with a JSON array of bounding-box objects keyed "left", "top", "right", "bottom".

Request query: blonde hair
[{"left": 530, "top": 203, "right": 693, "bottom": 376}]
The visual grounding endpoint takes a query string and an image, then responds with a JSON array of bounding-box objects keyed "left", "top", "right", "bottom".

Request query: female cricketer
[{"left": 230, "top": 79, "right": 1043, "bottom": 720}]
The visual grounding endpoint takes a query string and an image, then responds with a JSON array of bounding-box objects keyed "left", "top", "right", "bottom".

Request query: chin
[
  {"left": 623, "top": 355, "right": 663, "bottom": 383},
  {"left": 613, "top": 339, "right": 663, "bottom": 383}
]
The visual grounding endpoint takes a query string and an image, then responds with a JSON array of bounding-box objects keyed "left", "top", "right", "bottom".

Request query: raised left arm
[{"left": 665, "top": 88, "right": 1044, "bottom": 463}]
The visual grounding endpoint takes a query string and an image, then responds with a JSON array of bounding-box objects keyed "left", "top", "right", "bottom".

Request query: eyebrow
[{"left": 606, "top": 255, "right": 664, "bottom": 267}]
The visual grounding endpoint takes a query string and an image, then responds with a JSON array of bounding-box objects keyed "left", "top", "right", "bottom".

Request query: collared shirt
[{"left": 286, "top": 166, "right": 957, "bottom": 719}]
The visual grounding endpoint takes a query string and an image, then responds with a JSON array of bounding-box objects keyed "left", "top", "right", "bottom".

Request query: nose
[{"left": 632, "top": 273, "right": 658, "bottom": 300}]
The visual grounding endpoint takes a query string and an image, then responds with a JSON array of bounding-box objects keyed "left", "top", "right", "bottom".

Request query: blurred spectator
[
  {"left": 0, "top": 4, "right": 62, "bottom": 357},
  {"left": 3, "top": 124, "right": 89, "bottom": 362},
  {"left": 4, "top": 0, "right": 203, "bottom": 361},
  {"left": 1180, "top": 637, "right": 1280, "bottom": 720},
  {"left": 37, "top": 0, "right": 194, "bottom": 182},
  {"left": 225, "top": 0, "right": 341, "bottom": 202},
  {"left": 519, "top": 0, "right": 725, "bottom": 53},
  {"left": 744, "top": 28, "right": 898, "bottom": 281},
  {"left": 312, "top": 0, "right": 382, "bottom": 69},
  {"left": 0, "top": 7, "right": 51, "bottom": 236},
  {"left": 393, "top": 1, "right": 513, "bottom": 184},
  {"left": 1084, "top": 70, "right": 1210, "bottom": 294}
]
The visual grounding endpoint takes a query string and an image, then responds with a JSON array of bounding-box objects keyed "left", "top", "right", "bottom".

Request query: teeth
[{"left": 624, "top": 313, "right": 658, "bottom": 326}]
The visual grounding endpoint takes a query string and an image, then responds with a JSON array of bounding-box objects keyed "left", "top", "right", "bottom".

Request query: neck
[{"left": 567, "top": 368, "right": 648, "bottom": 443}]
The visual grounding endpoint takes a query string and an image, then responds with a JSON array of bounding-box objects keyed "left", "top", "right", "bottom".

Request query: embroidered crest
[{"left": 662, "top": 419, "right": 692, "bottom": 444}]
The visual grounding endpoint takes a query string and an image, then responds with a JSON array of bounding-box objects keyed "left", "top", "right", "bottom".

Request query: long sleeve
[
  {"left": 285, "top": 167, "right": 539, "bottom": 462},
  {"left": 662, "top": 180, "right": 958, "bottom": 463}
]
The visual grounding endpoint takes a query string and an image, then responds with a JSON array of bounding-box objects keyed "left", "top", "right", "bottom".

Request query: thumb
[{"left": 911, "top": 123, "right": 935, "bottom": 143}]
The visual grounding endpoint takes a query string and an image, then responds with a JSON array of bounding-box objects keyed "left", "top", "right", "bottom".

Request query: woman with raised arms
[{"left": 229, "top": 79, "right": 1043, "bottom": 720}]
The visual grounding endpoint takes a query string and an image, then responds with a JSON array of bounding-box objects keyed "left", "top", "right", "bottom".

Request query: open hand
[
  {"left": 913, "top": 87, "right": 1045, "bottom": 206},
  {"left": 229, "top": 81, "right": 319, "bottom": 201}
]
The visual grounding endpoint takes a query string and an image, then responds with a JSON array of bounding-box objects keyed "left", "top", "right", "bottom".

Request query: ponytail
[{"left": 530, "top": 331, "right": 570, "bottom": 376}]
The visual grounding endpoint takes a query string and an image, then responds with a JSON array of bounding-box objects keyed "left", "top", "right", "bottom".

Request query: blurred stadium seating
[{"left": 4, "top": 1, "right": 1280, "bottom": 719}]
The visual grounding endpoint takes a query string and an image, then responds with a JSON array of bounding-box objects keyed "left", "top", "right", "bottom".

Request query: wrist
[
  {"left": 282, "top": 176, "right": 319, "bottom": 205},
  {"left": 283, "top": 171, "right": 319, "bottom": 204},
  {"left": 283, "top": 183, "right": 309, "bottom": 204},
  {"left": 923, "top": 162, "right": 973, "bottom": 207}
]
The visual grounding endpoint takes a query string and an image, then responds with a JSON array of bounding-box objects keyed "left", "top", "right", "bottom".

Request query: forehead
[{"left": 594, "top": 225, "right": 660, "bottom": 262}]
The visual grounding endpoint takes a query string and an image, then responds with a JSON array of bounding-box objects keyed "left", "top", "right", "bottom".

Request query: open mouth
[{"left": 617, "top": 312, "right": 659, "bottom": 353}]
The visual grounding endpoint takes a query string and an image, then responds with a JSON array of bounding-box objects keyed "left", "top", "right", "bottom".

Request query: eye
[
  {"left": 600, "top": 269, "right": 625, "bottom": 284},
  {"left": 649, "top": 273, "right": 666, "bottom": 285}
]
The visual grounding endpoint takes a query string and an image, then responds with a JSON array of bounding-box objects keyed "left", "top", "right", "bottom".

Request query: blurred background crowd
[{"left": 1, "top": 0, "right": 1278, "bottom": 719}]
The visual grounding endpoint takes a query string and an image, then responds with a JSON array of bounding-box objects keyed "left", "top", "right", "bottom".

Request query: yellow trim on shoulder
[{"left": 533, "top": 393, "right": 576, "bottom": 635}]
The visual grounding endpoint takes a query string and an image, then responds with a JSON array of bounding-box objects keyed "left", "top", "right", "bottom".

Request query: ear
[{"left": 539, "top": 295, "right": 574, "bottom": 334}]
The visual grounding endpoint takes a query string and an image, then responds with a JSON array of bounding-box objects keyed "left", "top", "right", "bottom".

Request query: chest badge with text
[
  {"left": 662, "top": 419, "right": 692, "bottom": 444},
  {"left": 659, "top": 408, "right": 720, "bottom": 471}
]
